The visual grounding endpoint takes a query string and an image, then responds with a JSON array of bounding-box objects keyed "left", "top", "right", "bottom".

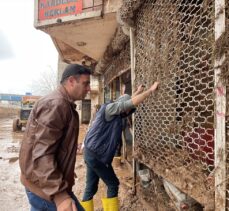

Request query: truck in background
[{"left": 13, "top": 95, "right": 40, "bottom": 132}]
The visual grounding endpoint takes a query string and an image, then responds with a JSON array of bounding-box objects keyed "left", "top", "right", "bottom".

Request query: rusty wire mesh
[{"left": 134, "top": 0, "right": 215, "bottom": 207}]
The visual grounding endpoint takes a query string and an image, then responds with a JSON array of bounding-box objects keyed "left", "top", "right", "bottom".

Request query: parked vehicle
[{"left": 13, "top": 96, "right": 40, "bottom": 132}]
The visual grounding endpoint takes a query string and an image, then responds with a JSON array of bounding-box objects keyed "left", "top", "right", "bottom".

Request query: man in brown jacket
[{"left": 19, "top": 64, "right": 91, "bottom": 211}]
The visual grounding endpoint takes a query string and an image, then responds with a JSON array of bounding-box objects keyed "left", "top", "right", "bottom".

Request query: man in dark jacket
[
  {"left": 81, "top": 82, "right": 159, "bottom": 211},
  {"left": 19, "top": 64, "right": 91, "bottom": 211}
]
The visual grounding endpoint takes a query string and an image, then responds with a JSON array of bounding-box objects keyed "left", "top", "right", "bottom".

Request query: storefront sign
[{"left": 38, "top": 0, "right": 83, "bottom": 21}]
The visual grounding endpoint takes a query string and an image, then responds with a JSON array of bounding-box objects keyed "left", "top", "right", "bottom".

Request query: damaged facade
[{"left": 34, "top": 0, "right": 229, "bottom": 210}]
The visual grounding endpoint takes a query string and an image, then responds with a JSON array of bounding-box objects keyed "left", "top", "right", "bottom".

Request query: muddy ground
[
  {"left": 0, "top": 110, "right": 29, "bottom": 210},
  {"left": 0, "top": 106, "right": 176, "bottom": 211}
]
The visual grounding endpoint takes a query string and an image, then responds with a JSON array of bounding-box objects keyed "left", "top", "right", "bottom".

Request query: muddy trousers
[
  {"left": 82, "top": 149, "right": 120, "bottom": 201},
  {"left": 26, "top": 189, "right": 85, "bottom": 211}
]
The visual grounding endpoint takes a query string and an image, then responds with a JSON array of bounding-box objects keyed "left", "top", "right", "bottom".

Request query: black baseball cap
[{"left": 60, "top": 64, "right": 91, "bottom": 83}]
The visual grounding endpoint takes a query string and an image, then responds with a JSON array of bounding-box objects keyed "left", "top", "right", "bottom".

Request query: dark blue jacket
[{"left": 84, "top": 104, "right": 123, "bottom": 164}]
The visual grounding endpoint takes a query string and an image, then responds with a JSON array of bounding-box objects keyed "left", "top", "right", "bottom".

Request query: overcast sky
[{"left": 0, "top": 0, "right": 58, "bottom": 95}]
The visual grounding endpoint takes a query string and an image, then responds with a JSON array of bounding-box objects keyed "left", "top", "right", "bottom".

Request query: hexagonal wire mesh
[{"left": 133, "top": 0, "right": 215, "bottom": 205}]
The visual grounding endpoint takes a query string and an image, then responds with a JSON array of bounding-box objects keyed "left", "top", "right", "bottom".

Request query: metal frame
[
  {"left": 83, "top": 0, "right": 103, "bottom": 11},
  {"left": 130, "top": 26, "right": 137, "bottom": 193},
  {"left": 214, "top": 0, "right": 226, "bottom": 210}
]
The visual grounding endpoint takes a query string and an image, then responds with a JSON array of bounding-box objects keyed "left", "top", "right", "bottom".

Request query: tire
[{"left": 13, "top": 119, "right": 21, "bottom": 132}]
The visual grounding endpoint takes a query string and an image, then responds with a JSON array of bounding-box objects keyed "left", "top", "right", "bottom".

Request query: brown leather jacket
[{"left": 19, "top": 86, "right": 79, "bottom": 206}]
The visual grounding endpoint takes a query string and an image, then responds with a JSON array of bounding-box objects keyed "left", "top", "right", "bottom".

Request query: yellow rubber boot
[
  {"left": 80, "top": 199, "right": 94, "bottom": 211},
  {"left": 102, "top": 197, "right": 119, "bottom": 211}
]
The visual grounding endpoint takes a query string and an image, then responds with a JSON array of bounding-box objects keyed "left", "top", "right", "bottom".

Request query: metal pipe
[
  {"left": 214, "top": 0, "right": 226, "bottom": 209},
  {"left": 130, "top": 26, "right": 136, "bottom": 194}
]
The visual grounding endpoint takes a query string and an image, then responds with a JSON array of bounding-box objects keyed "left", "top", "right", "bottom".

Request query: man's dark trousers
[{"left": 82, "top": 148, "right": 119, "bottom": 201}]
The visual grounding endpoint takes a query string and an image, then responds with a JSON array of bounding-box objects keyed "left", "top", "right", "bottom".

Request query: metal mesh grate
[{"left": 134, "top": 0, "right": 215, "bottom": 207}]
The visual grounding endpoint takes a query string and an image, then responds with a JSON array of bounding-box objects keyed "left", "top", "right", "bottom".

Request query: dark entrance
[{"left": 82, "top": 99, "right": 91, "bottom": 124}]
